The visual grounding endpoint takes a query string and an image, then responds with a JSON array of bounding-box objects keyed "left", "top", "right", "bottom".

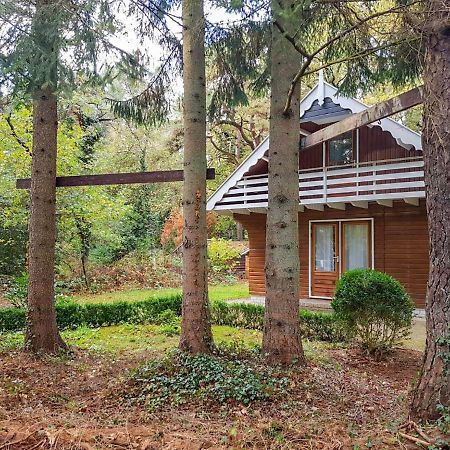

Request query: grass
[
  {"left": 0, "top": 323, "right": 333, "bottom": 361},
  {"left": 70, "top": 282, "right": 250, "bottom": 305}
]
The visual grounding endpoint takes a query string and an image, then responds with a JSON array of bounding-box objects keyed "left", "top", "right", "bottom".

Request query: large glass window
[
  {"left": 328, "top": 131, "right": 353, "bottom": 166},
  {"left": 314, "top": 224, "right": 336, "bottom": 272},
  {"left": 344, "top": 223, "right": 369, "bottom": 271}
]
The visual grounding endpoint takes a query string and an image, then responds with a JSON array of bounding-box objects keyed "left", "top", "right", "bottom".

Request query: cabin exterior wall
[{"left": 235, "top": 200, "right": 429, "bottom": 308}]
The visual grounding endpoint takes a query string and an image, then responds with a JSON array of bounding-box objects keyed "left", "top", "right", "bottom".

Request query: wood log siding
[{"left": 235, "top": 200, "right": 429, "bottom": 308}]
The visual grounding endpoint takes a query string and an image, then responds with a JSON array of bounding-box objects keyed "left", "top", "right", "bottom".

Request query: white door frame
[{"left": 308, "top": 217, "right": 375, "bottom": 299}]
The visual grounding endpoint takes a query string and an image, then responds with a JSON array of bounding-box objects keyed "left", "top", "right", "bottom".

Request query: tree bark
[
  {"left": 410, "top": 1, "right": 450, "bottom": 420},
  {"left": 179, "top": 0, "right": 213, "bottom": 353},
  {"left": 262, "top": 0, "right": 306, "bottom": 366},
  {"left": 25, "top": 87, "right": 66, "bottom": 353}
]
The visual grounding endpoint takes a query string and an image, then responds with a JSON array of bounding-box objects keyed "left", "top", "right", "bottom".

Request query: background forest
[{"left": 0, "top": 90, "right": 269, "bottom": 295}]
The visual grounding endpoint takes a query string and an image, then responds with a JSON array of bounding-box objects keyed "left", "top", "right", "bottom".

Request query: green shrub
[
  {"left": 331, "top": 269, "right": 414, "bottom": 356},
  {"left": 211, "top": 301, "right": 265, "bottom": 330},
  {"left": 0, "top": 293, "right": 183, "bottom": 333},
  {"left": 211, "top": 301, "right": 346, "bottom": 342},
  {"left": 128, "top": 349, "right": 289, "bottom": 410},
  {"left": 0, "top": 307, "right": 26, "bottom": 332},
  {"left": 300, "top": 309, "right": 347, "bottom": 342},
  {"left": 0, "top": 292, "right": 345, "bottom": 344},
  {"left": 207, "top": 238, "right": 240, "bottom": 272},
  {"left": 4, "top": 272, "right": 28, "bottom": 308}
]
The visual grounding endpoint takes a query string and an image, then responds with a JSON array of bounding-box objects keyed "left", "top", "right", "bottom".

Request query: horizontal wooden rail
[
  {"left": 216, "top": 158, "right": 425, "bottom": 209},
  {"left": 302, "top": 86, "right": 423, "bottom": 150},
  {"left": 16, "top": 168, "right": 216, "bottom": 189}
]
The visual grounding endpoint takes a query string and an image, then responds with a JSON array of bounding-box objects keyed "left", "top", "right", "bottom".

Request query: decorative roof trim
[
  {"left": 301, "top": 82, "right": 422, "bottom": 150},
  {"left": 207, "top": 82, "right": 422, "bottom": 211}
]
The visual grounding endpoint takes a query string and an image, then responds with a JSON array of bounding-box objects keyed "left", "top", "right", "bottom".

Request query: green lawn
[
  {"left": 0, "top": 323, "right": 333, "bottom": 362},
  {"left": 70, "top": 282, "right": 249, "bottom": 305}
]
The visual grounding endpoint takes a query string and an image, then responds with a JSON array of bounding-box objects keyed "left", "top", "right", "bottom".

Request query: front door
[
  {"left": 311, "top": 220, "right": 372, "bottom": 298},
  {"left": 311, "top": 222, "right": 340, "bottom": 298}
]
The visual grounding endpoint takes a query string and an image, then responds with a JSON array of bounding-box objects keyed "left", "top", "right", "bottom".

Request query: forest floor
[{"left": 0, "top": 323, "right": 445, "bottom": 450}]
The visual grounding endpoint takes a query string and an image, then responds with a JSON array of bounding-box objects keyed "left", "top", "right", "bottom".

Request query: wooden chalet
[{"left": 207, "top": 75, "right": 428, "bottom": 307}]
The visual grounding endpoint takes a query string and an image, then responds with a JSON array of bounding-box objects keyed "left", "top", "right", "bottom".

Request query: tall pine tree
[
  {"left": 1, "top": 0, "right": 141, "bottom": 353},
  {"left": 410, "top": 0, "right": 450, "bottom": 420},
  {"left": 179, "top": 0, "right": 213, "bottom": 353},
  {"left": 263, "top": 0, "right": 305, "bottom": 366}
]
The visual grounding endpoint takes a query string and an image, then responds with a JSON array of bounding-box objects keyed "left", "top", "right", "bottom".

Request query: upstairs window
[{"left": 328, "top": 131, "right": 354, "bottom": 166}]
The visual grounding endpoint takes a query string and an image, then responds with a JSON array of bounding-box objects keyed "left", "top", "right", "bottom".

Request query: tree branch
[
  {"left": 5, "top": 114, "right": 31, "bottom": 154},
  {"left": 215, "top": 119, "right": 256, "bottom": 150}
]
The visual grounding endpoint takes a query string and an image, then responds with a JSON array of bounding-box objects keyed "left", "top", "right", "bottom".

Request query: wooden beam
[
  {"left": 351, "top": 201, "right": 369, "bottom": 209},
  {"left": 404, "top": 197, "right": 420, "bottom": 206},
  {"left": 327, "top": 202, "right": 346, "bottom": 210},
  {"left": 16, "top": 168, "right": 216, "bottom": 189},
  {"left": 305, "top": 204, "right": 325, "bottom": 211},
  {"left": 301, "top": 86, "right": 423, "bottom": 150},
  {"left": 377, "top": 199, "right": 393, "bottom": 207}
]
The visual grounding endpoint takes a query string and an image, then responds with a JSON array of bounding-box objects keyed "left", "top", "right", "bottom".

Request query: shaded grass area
[
  {"left": 0, "top": 323, "right": 335, "bottom": 364},
  {"left": 70, "top": 282, "right": 249, "bottom": 305}
]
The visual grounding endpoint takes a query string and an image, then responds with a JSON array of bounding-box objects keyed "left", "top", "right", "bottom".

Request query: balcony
[{"left": 213, "top": 156, "right": 425, "bottom": 212}]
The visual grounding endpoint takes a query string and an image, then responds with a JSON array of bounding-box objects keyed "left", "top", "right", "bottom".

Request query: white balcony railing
[{"left": 214, "top": 157, "right": 425, "bottom": 211}]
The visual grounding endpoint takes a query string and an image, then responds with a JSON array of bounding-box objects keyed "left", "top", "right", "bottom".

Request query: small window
[{"left": 328, "top": 132, "right": 353, "bottom": 166}]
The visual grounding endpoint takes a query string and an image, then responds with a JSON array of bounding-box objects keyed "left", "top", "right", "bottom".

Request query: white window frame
[{"left": 308, "top": 217, "right": 375, "bottom": 299}]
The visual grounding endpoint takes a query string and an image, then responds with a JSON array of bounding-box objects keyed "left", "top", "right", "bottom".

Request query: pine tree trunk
[
  {"left": 25, "top": 87, "right": 66, "bottom": 353},
  {"left": 179, "top": 0, "right": 213, "bottom": 353},
  {"left": 262, "top": 0, "right": 306, "bottom": 366},
  {"left": 410, "top": 2, "right": 450, "bottom": 420}
]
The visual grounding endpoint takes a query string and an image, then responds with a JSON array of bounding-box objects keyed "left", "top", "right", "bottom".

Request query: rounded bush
[{"left": 331, "top": 269, "right": 414, "bottom": 356}]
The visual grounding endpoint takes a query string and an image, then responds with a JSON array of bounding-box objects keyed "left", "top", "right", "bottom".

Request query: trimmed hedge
[
  {"left": 211, "top": 301, "right": 346, "bottom": 342},
  {"left": 0, "top": 295, "right": 345, "bottom": 342},
  {"left": 0, "top": 294, "right": 183, "bottom": 333}
]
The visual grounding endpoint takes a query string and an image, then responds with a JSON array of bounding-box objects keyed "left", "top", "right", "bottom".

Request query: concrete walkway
[{"left": 227, "top": 296, "right": 426, "bottom": 318}]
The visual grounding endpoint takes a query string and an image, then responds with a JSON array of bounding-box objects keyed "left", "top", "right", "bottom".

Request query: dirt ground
[{"left": 0, "top": 344, "right": 439, "bottom": 450}]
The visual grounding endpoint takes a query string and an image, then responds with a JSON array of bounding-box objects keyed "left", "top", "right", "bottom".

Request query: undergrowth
[{"left": 127, "top": 346, "right": 289, "bottom": 411}]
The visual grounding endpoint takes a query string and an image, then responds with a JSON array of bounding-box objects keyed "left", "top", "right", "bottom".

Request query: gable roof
[
  {"left": 301, "top": 81, "right": 422, "bottom": 150},
  {"left": 207, "top": 81, "right": 422, "bottom": 212}
]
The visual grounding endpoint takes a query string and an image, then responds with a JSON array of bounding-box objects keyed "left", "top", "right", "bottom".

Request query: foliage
[
  {"left": 0, "top": 288, "right": 345, "bottom": 343},
  {"left": 0, "top": 293, "right": 183, "bottom": 332},
  {"left": 128, "top": 349, "right": 289, "bottom": 410},
  {"left": 211, "top": 301, "right": 347, "bottom": 342},
  {"left": 331, "top": 269, "right": 414, "bottom": 356},
  {"left": 5, "top": 272, "right": 75, "bottom": 308},
  {"left": 437, "top": 404, "right": 450, "bottom": 434},
  {"left": 0, "top": 0, "right": 142, "bottom": 97},
  {"left": 208, "top": 238, "right": 241, "bottom": 272},
  {"left": 161, "top": 211, "right": 217, "bottom": 251},
  {"left": 4, "top": 272, "right": 28, "bottom": 308}
]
